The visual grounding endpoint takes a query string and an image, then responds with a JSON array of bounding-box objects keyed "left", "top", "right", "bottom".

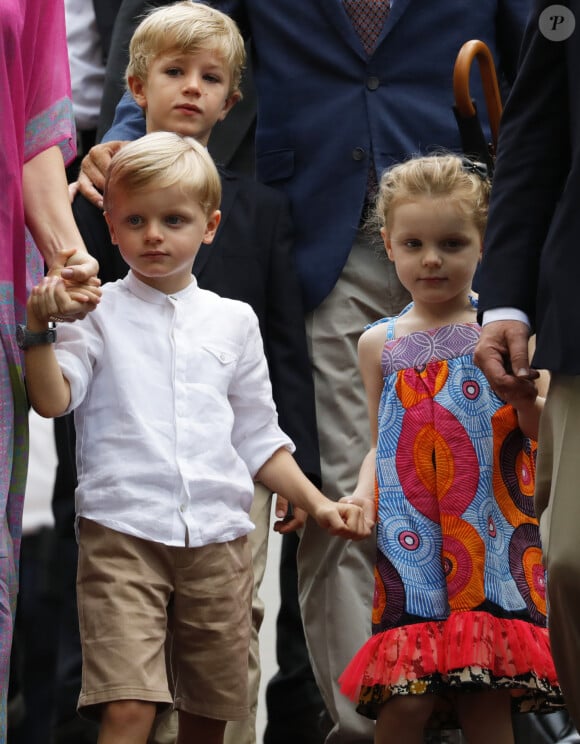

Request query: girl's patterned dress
[{"left": 340, "top": 308, "right": 563, "bottom": 728}]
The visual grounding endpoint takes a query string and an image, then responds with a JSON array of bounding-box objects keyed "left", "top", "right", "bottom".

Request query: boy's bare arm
[
  {"left": 256, "top": 447, "right": 373, "bottom": 540},
  {"left": 24, "top": 276, "right": 72, "bottom": 418}
]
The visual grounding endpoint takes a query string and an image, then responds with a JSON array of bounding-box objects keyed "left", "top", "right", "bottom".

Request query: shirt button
[
  {"left": 219, "top": 353, "right": 227, "bottom": 362},
  {"left": 352, "top": 147, "right": 366, "bottom": 161},
  {"left": 367, "top": 76, "right": 380, "bottom": 91}
]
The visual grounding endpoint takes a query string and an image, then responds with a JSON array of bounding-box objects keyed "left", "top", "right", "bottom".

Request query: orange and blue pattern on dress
[{"left": 339, "top": 311, "right": 562, "bottom": 728}]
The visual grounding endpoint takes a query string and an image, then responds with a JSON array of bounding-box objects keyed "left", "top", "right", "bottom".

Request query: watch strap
[{"left": 17, "top": 323, "right": 57, "bottom": 350}]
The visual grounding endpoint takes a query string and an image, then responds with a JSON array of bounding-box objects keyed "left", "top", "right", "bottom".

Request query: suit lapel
[
  {"left": 193, "top": 171, "right": 239, "bottom": 279},
  {"left": 319, "top": 0, "right": 369, "bottom": 59},
  {"left": 377, "top": 0, "right": 412, "bottom": 46}
]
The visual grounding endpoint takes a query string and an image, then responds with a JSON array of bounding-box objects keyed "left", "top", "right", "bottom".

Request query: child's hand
[
  {"left": 28, "top": 276, "right": 70, "bottom": 328},
  {"left": 340, "top": 494, "right": 377, "bottom": 528},
  {"left": 77, "top": 140, "right": 127, "bottom": 209},
  {"left": 313, "top": 500, "right": 373, "bottom": 541},
  {"left": 503, "top": 380, "right": 545, "bottom": 441},
  {"left": 501, "top": 377, "right": 539, "bottom": 410},
  {"left": 46, "top": 248, "right": 102, "bottom": 320},
  {"left": 272, "top": 494, "right": 307, "bottom": 534}
]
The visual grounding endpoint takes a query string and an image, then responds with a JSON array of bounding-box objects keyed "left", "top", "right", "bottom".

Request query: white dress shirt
[{"left": 56, "top": 272, "right": 294, "bottom": 548}]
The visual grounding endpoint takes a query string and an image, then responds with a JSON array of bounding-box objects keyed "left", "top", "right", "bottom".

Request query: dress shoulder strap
[{"left": 365, "top": 301, "right": 414, "bottom": 341}]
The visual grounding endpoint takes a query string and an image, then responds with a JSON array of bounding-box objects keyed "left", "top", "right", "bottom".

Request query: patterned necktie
[
  {"left": 343, "top": 0, "right": 390, "bottom": 207},
  {"left": 343, "top": 0, "right": 390, "bottom": 56}
]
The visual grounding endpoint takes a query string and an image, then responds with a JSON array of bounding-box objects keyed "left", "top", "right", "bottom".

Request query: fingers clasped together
[{"left": 34, "top": 247, "right": 102, "bottom": 323}]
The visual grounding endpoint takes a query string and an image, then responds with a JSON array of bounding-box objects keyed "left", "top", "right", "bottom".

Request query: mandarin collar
[{"left": 124, "top": 270, "right": 199, "bottom": 305}]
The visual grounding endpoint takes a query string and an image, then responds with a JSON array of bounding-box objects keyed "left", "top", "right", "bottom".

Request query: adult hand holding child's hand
[{"left": 46, "top": 247, "right": 101, "bottom": 320}]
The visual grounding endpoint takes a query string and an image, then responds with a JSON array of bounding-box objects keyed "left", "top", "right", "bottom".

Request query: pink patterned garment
[{"left": 0, "top": 0, "right": 74, "bottom": 736}]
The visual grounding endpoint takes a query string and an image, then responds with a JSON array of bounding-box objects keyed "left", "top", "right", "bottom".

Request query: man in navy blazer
[
  {"left": 475, "top": 0, "right": 580, "bottom": 731},
  {"left": 82, "top": 3, "right": 531, "bottom": 742}
]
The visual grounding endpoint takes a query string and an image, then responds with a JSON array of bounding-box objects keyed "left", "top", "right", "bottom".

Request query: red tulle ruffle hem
[{"left": 339, "top": 611, "right": 558, "bottom": 702}]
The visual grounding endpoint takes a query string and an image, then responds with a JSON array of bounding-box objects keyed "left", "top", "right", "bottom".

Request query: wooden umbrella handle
[{"left": 453, "top": 39, "right": 503, "bottom": 153}]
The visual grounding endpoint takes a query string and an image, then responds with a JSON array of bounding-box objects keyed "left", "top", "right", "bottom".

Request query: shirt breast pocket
[{"left": 194, "top": 343, "right": 239, "bottom": 394}]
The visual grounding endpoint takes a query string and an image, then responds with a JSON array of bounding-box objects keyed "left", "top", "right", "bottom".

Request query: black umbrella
[{"left": 452, "top": 39, "right": 503, "bottom": 178}]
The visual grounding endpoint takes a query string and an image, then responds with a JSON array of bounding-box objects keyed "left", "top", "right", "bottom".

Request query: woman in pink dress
[{"left": 0, "top": 0, "right": 99, "bottom": 735}]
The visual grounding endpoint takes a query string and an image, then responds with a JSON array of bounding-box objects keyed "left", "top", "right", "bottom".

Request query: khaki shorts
[{"left": 76, "top": 518, "right": 252, "bottom": 722}]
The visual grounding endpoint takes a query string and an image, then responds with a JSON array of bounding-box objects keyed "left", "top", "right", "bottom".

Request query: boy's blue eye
[
  {"left": 442, "top": 239, "right": 466, "bottom": 251},
  {"left": 166, "top": 67, "right": 181, "bottom": 76},
  {"left": 127, "top": 215, "right": 142, "bottom": 226},
  {"left": 165, "top": 215, "right": 184, "bottom": 226}
]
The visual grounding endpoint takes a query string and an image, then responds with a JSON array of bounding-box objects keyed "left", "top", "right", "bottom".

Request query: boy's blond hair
[
  {"left": 103, "top": 131, "right": 222, "bottom": 217},
  {"left": 126, "top": 1, "right": 246, "bottom": 97},
  {"left": 375, "top": 154, "right": 491, "bottom": 237}
]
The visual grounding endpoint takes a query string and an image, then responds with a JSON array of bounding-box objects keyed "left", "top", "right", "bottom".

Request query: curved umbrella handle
[{"left": 453, "top": 39, "right": 503, "bottom": 153}]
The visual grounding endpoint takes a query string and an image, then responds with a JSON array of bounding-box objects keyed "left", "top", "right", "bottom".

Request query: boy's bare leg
[
  {"left": 177, "top": 711, "right": 226, "bottom": 744},
  {"left": 98, "top": 700, "right": 157, "bottom": 744}
]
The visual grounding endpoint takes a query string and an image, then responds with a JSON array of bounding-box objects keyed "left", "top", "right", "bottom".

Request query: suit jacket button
[
  {"left": 367, "top": 76, "right": 380, "bottom": 91},
  {"left": 352, "top": 147, "right": 366, "bottom": 161}
]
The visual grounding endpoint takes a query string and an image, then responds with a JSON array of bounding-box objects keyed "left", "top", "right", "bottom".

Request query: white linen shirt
[{"left": 56, "top": 271, "right": 294, "bottom": 548}]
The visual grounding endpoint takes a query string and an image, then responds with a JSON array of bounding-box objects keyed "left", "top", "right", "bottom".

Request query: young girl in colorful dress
[{"left": 339, "top": 154, "right": 563, "bottom": 743}]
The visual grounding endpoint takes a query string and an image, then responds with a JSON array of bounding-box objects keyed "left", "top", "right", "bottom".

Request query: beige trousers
[
  {"left": 534, "top": 374, "right": 580, "bottom": 731},
  {"left": 148, "top": 482, "right": 272, "bottom": 744},
  {"left": 299, "top": 231, "right": 410, "bottom": 744}
]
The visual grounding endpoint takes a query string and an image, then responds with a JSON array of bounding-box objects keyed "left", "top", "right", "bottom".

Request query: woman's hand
[{"left": 46, "top": 247, "right": 101, "bottom": 320}]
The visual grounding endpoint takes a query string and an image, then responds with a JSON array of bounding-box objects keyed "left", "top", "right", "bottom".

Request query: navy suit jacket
[
  {"left": 106, "top": 0, "right": 530, "bottom": 310},
  {"left": 477, "top": 0, "right": 580, "bottom": 374},
  {"left": 71, "top": 172, "right": 321, "bottom": 483},
  {"left": 229, "top": 0, "right": 531, "bottom": 310}
]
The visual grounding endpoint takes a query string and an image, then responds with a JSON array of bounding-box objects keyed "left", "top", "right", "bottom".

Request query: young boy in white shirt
[
  {"left": 21, "top": 132, "right": 371, "bottom": 744},
  {"left": 58, "top": 5, "right": 323, "bottom": 743}
]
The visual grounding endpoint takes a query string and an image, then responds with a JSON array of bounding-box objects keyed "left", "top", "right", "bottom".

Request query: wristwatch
[{"left": 16, "top": 323, "right": 57, "bottom": 350}]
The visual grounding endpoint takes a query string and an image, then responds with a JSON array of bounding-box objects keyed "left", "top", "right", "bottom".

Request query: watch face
[{"left": 16, "top": 324, "right": 26, "bottom": 349}]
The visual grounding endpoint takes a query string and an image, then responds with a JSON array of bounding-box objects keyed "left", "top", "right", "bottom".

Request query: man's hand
[
  {"left": 76, "top": 140, "right": 126, "bottom": 209},
  {"left": 474, "top": 320, "right": 539, "bottom": 402}
]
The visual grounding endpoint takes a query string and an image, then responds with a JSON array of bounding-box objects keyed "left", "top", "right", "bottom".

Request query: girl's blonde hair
[
  {"left": 103, "top": 131, "right": 222, "bottom": 217},
  {"left": 375, "top": 154, "right": 491, "bottom": 237},
  {"left": 126, "top": 1, "right": 246, "bottom": 97}
]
